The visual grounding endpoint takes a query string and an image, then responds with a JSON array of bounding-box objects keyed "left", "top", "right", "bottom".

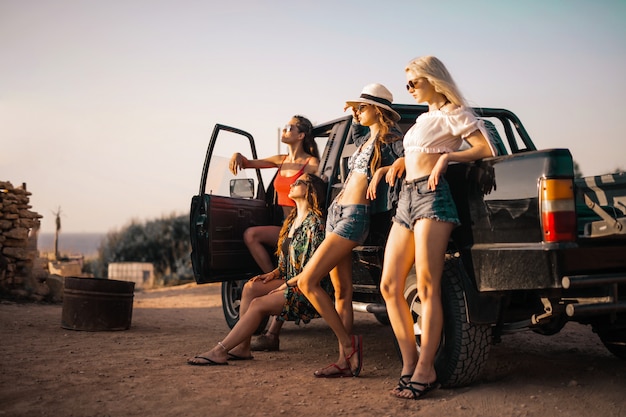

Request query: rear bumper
[{"left": 470, "top": 242, "right": 626, "bottom": 291}]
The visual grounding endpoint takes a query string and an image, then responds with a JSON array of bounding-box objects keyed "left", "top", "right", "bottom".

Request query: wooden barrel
[{"left": 61, "top": 277, "right": 135, "bottom": 331}]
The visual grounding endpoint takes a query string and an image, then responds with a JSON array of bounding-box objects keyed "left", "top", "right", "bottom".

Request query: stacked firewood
[{"left": 0, "top": 181, "right": 47, "bottom": 299}]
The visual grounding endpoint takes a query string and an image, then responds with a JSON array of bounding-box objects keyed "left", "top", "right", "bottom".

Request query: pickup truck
[{"left": 190, "top": 104, "right": 626, "bottom": 387}]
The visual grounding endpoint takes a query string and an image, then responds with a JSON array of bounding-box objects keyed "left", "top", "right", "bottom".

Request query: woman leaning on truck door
[
  {"left": 380, "top": 56, "right": 496, "bottom": 400},
  {"left": 229, "top": 115, "right": 320, "bottom": 351},
  {"left": 229, "top": 115, "right": 320, "bottom": 273},
  {"left": 288, "top": 83, "right": 403, "bottom": 378}
]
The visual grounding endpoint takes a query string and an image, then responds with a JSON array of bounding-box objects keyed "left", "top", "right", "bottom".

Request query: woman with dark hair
[
  {"left": 229, "top": 115, "right": 320, "bottom": 351},
  {"left": 187, "top": 173, "right": 329, "bottom": 366}
]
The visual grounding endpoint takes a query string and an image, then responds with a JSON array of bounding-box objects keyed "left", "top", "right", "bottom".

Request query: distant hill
[{"left": 37, "top": 233, "right": 105, "bottom": 257}]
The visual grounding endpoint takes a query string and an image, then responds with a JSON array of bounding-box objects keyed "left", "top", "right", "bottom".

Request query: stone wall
[{"left": 0, "top": 181, "right": 50, "bottom": 300}]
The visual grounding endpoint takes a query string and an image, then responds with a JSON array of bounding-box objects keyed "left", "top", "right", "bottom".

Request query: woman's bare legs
[
  {"left": 188, "top": 290, "right": 285, "bottom": 365},
  {"left": 409, "top": 219, "right": 454, "bottom": 385},
  {"left": 239, "top": 278, "right": 283, "bottom": 318},
  {"left": 332, "top": 254, "right": 354, "bottom": 333},
  {"left": 297, "top": 233, "right": 360, "bottom": 375},
  {"left": 380, "top": 223, "right": 418, "bottom": 381},
  {"left": 243, "top": 225, "right": 285, "bottom": 340},
  {"left": 243, "top": 225, "right": 281, "bottom": 274},
  {"left": 382, "top": 218, "right": 454, "bottom": 398}
]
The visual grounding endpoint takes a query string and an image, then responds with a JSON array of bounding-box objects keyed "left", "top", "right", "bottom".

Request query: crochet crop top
[
  {"left": 273, "top": 157, "right": 310, "bottom": 207},
  {"left": 403, "top": 106, "right": 496, "bottom": 156},
  {"left": 348, "top": 140, "right": 375, "bottom": 176}
]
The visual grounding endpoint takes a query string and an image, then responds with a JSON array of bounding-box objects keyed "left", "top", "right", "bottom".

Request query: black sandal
[
  {"left": 393, "top": 380, "right": 440, "bottom": 400},
  {"left": 391, "top": 374, "right": 412, "bottom": 394}
]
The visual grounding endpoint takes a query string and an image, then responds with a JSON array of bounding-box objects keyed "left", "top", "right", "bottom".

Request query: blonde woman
[{"left": 381, "top": 56, "right": 496, "bottom": 400}]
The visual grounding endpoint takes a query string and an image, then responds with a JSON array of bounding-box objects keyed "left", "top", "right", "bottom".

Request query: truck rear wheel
[
  {"left": 403, "top": 255, "right": 491, "bottom": 387},
  {"left": 595, "top": 326, "right": 626, "bottom": 360},
  {"left": 221, "top": 279, "right": 268, "bottom": 334}
]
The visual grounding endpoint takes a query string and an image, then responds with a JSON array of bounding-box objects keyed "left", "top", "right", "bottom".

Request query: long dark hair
[
  {"left": 293, "top": 115, "right": 320, "bottom": 160},
  {"left": 276, "top": 174, "right": 326, "bottom": 256}
]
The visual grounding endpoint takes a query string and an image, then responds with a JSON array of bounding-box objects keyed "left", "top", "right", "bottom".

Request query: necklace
[{"left": 438, "top": 99, "right": 450, "bottom": 111}]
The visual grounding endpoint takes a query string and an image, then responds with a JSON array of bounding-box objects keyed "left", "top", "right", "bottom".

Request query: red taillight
[{"left": 540, "top": 178, "right": 576, "bottom": 242}]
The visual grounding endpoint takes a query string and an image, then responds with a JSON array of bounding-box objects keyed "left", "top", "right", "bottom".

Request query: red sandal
[
  {"left": 345, "top": 334, "right": 363, "bottom": 377},
  {"left": 313, "top": 363, "right": 353, "bottom": 378}
]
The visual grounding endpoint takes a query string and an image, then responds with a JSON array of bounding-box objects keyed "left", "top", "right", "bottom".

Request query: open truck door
[{"left": 190, "top": 124, "right": 272, "bottom": 285}]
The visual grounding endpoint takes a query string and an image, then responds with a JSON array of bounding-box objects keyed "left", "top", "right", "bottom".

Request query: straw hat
[{"left": 345, "top": 83, "right": 401, "bottom": 121}]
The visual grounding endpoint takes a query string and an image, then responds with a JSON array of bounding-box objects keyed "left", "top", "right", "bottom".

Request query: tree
[{"left": 92, "top": 213, "right": 193, "bottom": 286}]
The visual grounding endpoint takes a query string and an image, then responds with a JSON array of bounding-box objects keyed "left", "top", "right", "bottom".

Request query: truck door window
[{"left": 205, "top": 131, "right": 257, "bottom": 197}]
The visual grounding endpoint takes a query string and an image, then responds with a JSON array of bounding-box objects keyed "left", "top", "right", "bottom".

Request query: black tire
[
  {"left": 374, "top": 312, "right": 390, "bottom": 325},
  {"left": 595, "top": 327, "right": 626, "bottom": 360},
  {"left": 403, "top": 255, "right": 491, "bottom": 388},
  {"left": 221, "top": 280, "right": 268, "bottom": 334}
]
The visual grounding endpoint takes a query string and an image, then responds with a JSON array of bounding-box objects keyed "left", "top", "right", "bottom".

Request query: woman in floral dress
[{"left": 188, "top": 173, "right": 329, "bottom": 365}]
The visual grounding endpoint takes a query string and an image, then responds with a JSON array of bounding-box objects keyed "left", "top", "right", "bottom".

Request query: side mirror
[{"left": 230, "top": 179, "right": 255, "bottom": 199}]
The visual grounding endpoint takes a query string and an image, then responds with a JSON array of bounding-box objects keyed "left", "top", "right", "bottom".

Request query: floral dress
[{"left": 276, "top": 211, "right": 331, "bottom": 325}]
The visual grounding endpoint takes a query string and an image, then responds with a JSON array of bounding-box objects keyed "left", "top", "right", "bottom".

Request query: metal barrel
[{"left": 61, "top": 277, "right": 135, "bottom": 331}]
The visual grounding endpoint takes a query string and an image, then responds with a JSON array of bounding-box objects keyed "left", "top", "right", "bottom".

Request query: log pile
[{"left": 0, "top": 180, "right": 49, "bottom": 300}]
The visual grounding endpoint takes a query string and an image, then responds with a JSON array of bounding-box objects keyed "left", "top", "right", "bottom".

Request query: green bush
[{"left": 90, "top": 213, "right": 192, "bottom": 286}]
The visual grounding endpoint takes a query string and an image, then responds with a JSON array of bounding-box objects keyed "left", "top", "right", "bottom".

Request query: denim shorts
[
  {"left": 326, "top": 201, "right": 370, "bottom": 244},
  {"left": 393, "top": 176, "right": 460, "bottom": 230}
]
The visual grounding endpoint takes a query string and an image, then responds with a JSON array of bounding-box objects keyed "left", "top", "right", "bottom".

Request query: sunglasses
[
  {"left": 356, "top": 104, "right": 370, "bottom": 112},
  {"left": 283, "top": 125, "right": 298, "bottom": 133},
  {"left": 406, "top": 78, "right": 424, "bottom": 91},
  {"left": 290, "top": 179, "right": 309, "bottom": 187}
]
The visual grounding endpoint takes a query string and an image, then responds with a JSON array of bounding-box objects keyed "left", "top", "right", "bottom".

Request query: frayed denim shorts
[
  {"left": 393, "top": 176, "right": 460, "bottom": 231},
  {"left": 326, "top": 201, "right": 370, "bottom": 244}
]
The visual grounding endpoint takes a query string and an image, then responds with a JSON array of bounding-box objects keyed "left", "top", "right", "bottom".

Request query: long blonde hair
[{"left": 405, "top": 56, "right": 468, "bottom": 107}]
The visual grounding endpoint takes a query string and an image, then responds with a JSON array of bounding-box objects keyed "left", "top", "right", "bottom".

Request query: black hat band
[{"left": 360, "top": 93, "right": 392, "bottom": 107}]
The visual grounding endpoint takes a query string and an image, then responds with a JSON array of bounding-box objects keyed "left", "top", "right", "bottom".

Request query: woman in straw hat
[
  {"left": 381, "top": 56, "right": 496, "bottom": 400},
  {"left": 287, "top": 83, "right": 404, "bottom": 377}
]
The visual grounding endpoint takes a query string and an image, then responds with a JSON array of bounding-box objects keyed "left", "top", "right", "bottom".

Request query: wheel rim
[
  {"left": 404, "top": 282, "right": 423, "bottom": 352},
  {"left": 223, "top": 280, "right": 244, "bottom": 321},
  {"left": 404, "top": 278, "right": 443, "bottom": 355}
]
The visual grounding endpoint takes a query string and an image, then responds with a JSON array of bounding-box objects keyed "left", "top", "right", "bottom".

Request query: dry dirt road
[{"left": 1, "top": 282, "right": 625, "bottom": 417}]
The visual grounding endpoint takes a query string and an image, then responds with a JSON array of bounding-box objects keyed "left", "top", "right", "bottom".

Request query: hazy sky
[{"left": 2, "top": 0, "right": 625, "bottom": 233}]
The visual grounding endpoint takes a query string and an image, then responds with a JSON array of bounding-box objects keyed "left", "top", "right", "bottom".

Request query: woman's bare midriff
[
  {"left": 404, "top": 152, "right": 441, "bottom": 181},
  {"left": 337, "top": 172, "right": 370, "bottom": 205}
]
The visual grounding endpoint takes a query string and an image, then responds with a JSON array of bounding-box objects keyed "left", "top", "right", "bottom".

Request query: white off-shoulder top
[{"left": 403, "top": 106, "right": 496, "bottom": 156}]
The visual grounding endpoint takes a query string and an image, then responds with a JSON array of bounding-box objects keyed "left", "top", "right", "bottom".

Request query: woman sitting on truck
[
  {"left": 187, "top": 173, "right": 329, "bottom": 365},
  {"left": 229, "top": 115, "right": 320, "bottom": 352},
  {"left": 289, "top": 83, "right": 404, "bottom": 378},
  {"left": 380, "top": 55, "right": 495, "bottom": 400}
]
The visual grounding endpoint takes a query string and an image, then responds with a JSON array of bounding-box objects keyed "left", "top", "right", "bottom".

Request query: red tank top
[{"left": 273, "top": 157, "right": 310, "bottom": 207}]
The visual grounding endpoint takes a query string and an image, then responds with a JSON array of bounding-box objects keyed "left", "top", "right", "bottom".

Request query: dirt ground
[{"left": 1, "top": 282, "right": 625, "bottom": 417}]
